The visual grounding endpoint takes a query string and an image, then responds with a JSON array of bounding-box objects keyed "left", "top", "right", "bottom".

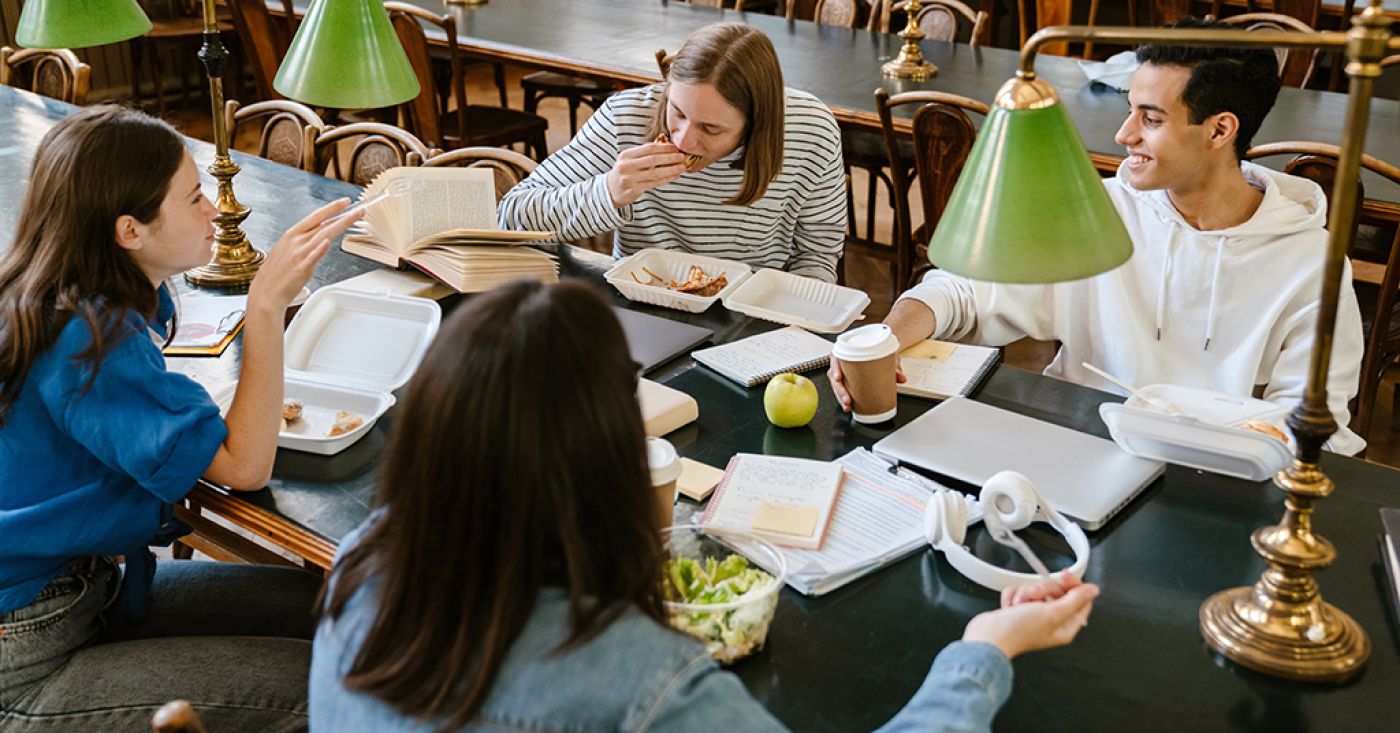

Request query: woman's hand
[
  {"left": 961, "top": 574, "right": 1099, "bottom": 660},
  {"left": 246, "top": 198, "right": 362, "bottom": 312},
  {"left": 605, "top": 142, "right": 687, "bottom": 207}
]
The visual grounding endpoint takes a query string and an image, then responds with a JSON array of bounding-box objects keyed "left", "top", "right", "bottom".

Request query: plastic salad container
[
  {"left": 604, "top": 249, "right": 751, "bottom": 313},
  {"left": 661, "top": 525, "right": 788, "bottom": 664}
]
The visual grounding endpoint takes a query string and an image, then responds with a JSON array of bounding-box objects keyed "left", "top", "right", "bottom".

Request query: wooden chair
[
  {"left": 225, "top": 99, "right": 327, "bottom": 169},
  {"left": 813, "top": 0, "right": 862, "bottom": 27},
  {"left": 422, "top": 147, "right": 538, "bottom": 202},
  {"left": 876, "top": 88, "right": 990, "bottom": 289},
  {"left": 130, "top": 0, "right": 238, "bottom": 116},
  {"left": 227, "top": 0, "right": 296, "bottom": 102},
  {"left": 151, "top": 700, "right": 206, "bottom": 733},
  {"left": 867, "top": 0, "right": 991, "bottom": 46},
  {"left": 1217, "top": 12, "right": 1321, "bottom": 88},
  {"left": 1245, "top": 141, "right": 1400, "bottom": 442},
  {"left": 304, "top": 122, "right": 433, "bottom": 187},
  {"left": 384, "top": 2, "right": 549, "bottom": 160},
  {"left": 0, "top": 47, "right": 90, "bottom": 105}
]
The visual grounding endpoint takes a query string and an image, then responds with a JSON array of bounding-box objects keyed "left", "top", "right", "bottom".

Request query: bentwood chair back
[
  {"left": 225, "top": 99, "right": 328, "bottom": 169},
  {"left": 1218, "top": 12, "right": 1321, "bottom": 88},
  {"left": 867, "top": 0, "right": 990, "bottom": 46},
  {"left": 422, "top": 147, "right": 539, "bottom": 203},
  {"left": 813, "top": 0, "right": 861, "bottom": 27},
  {"left": 875, "top": 88, "right": 990, "bottom": 290},
  {"left": 383, "top": 2, "right": 549, "bottom": 159},
  {"left": 0, "top": 47, "right": 91, "bottom": 106},
  {"left": 305, "top": 122, "right": 433, "bottom": 187},
  {"left": 1245, "top": 141, "right": 1400, "bottom": 443}
]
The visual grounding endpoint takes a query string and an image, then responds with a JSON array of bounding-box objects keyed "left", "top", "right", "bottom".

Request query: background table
[{"left": 3, "top": 84, "right": 1399, "bottom": 732}]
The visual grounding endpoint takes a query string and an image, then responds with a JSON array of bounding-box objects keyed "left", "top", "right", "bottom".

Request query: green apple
[{"left": 764, "top": 373, "right": 819, "bottom": 428}]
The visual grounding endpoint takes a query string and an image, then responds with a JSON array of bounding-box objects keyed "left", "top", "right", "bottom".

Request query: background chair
[
  {"left": 875, "top": 88, "right": 989, "bottom": 289},
  {"left": 130, "top": 0, "right": 238, "bottom": 115},
  {"left": 304, "top": 122, "right": 432, "bottom": 187},
  {"left": 384, "top": 2, "right": 548, "bottom": 159},
  {"left": 225, "top": 99, "right": 327, "bottom": 169},
  {"left": 1245, "top": 141, "right": 1400, "bottom": 443},
  {"left": 0, "top": 47, "right": 90, "bottom": 105},
  {"left": 521, "top": 72, "right": 616, "bottom": 137},
  {"left": 227, "top": 0, "right": 296, "bottom": 102},
  {"left": 1217, "top": 12, "right": 1321, "bottom": 88},
  {"left": 867, "top": 0, "right": 991, "bottom": 46},
  {"left": 422, "top": 146, "right": 538, "bottom": 202}
]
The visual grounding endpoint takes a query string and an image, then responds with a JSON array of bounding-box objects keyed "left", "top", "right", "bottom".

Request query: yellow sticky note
[
  {"left": 902, "top": 340, "right": 957, "bottom": 361},
  {"left": 677, "top": 458, "right": 725, "bottom": 501},
  {"left": 750, "top": 502, "right": 820, "bottom": 538}
]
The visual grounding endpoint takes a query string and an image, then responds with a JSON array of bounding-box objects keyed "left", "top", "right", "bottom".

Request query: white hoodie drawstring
[
  {"left": 1203, "top": 236, "right": 1226, "bottom": 351},
  {"left": 1155, "top": 222, "right": 1176, "bottom": 341}
]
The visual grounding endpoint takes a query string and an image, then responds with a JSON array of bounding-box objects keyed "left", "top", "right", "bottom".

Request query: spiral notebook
[
  {"left": 699, "top": 454, "right": 844, "bottom": 549},
  {"left": 896, "top": 340, "right": 1000, "bottom": 400},
  {"left": 691, "top": 326, "right": 833, "bottom": 387}
]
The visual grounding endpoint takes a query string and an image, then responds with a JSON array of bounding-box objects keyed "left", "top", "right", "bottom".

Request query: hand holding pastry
[{"left": 605, "top": 137, "right": 687, "bottom": 207}]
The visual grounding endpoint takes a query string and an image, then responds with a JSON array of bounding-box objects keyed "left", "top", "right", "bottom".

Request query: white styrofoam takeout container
[
  {"left": 214, "top": 284, "right": 441, "bottom": 456},
  {"left": 1099, "top": 384, "right": 1292, "bottom": 482},
  {"left": 604, "top": 248, "right": 751, "bottom": 313},
  {"left": 722, "top": 268, "right": 869, "bottom": 334}
]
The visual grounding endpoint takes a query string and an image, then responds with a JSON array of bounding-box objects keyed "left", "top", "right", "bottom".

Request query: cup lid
[
  {"left": 832, "top": 324, "right": 899, "bottom": 361},
  {"left": 646, "top": 437, "right": 682, "bottom": 485}
]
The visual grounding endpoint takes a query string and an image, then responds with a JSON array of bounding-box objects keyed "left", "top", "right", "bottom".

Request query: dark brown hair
[
  {"left": 648, "top": 23, "right": 786, "bottom": 206},
  {"left": 0, "top": 105, "right": 185, "bottom": 426},
  {"left": 323, "top": 280, "right": 665, "bottom": 730}
]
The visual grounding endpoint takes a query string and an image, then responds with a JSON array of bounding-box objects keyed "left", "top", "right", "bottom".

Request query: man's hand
[
  {"left": 828, "top": 357, "right": 906, "bottom": 413},
  {"left": 605, "top": 142, "right": 686, "bottom": 207}
]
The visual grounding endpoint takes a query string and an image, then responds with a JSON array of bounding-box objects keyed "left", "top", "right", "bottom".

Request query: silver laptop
[{"left": 872, "top": 396, "right": 1164, "bottom": 531}]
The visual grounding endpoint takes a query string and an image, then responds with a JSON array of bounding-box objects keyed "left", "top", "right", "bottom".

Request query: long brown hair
[
  {"left": 649, "top": 23, "right": 786, "bottom": 206},
  {"left": 0, "top": 105, "right": 185, "bottom": 426},
  {"left": 324, "top": 280, "right": 665, "bottom": 729}
]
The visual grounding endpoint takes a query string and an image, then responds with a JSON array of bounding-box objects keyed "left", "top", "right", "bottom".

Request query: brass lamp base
[
  {"left": 882, "top": 54, "right": 937, "bottom": 81},
  {"left": 185, "top": 249, "right": 264, "bottom": 288},
  {"left": 1200, "top": 586, "right": 1370, "bottom": 682}
]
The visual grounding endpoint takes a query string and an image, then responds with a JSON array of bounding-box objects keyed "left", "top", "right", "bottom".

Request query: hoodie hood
[{"left": 1115, "top": 159, "right": 1327, "bottom": 244}]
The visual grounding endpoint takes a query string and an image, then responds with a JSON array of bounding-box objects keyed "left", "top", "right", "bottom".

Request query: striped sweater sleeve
[
  {"left": 497, "top": 96, "right": 631, "bottom": 242},
  {"left": 785, "top": 103, "right": 846, "bottom": 282}
]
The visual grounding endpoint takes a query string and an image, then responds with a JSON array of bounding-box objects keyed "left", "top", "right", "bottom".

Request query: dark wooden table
[{"left": 5, "top": 84, "right": 1400, "bottom": 731}]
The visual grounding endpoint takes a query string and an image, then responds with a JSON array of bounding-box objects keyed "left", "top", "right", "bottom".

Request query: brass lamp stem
[
  {"left": 186, "top": 0, "right": 263, "bottom": 289},
  {"left": 1014, "top": 7, "right": 1400, "bottom": 682},
  {"left": 882, "top": 0, "right": 937, "bottom": 81}
]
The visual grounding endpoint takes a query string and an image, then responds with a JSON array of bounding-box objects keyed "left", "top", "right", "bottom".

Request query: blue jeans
[{"left": 1, "top": 557, "right": 318, "bottom": 732}]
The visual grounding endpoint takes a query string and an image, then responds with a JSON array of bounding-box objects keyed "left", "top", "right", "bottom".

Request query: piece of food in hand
[
  {"left": 282, "top": 398, "right": 303, "bottom": 422},
  {"left": 655, "top": 132, "right": 701, "bottom": 171},
  {"left": 1240, "top": 420, "right": 1289, "bottom": 444},
  {"left": 663, "top": 554, "right": 777, "bottom": 664},
  {"left": 629, "top": 264, "right": 728, "bottom": 296},
  {"left": 328, "top": 410, "right": 365, "bottom": 437}
]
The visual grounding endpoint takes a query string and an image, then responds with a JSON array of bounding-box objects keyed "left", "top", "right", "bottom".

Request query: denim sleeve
[
  {"left": 872, "top": 641, "right": 1013, "bottom": 733},
  {"left": 39, "top": 330, "right": 227, "bottom": 503},
  {"left": 626, "top": 652, "right": 790, "bottom": 733}
]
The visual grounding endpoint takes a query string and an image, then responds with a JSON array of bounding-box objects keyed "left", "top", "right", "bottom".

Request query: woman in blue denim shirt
[
  {"left": 0, "top": 106, "right": 363, "bottom": 731},
  {"left": 311, "top": 280, "right": 1099, "bottom": 732}
]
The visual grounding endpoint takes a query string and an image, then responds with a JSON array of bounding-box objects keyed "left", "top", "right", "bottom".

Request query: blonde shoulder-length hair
[{"left": 647, "top": 23, "right": 785, "bottom": 207}]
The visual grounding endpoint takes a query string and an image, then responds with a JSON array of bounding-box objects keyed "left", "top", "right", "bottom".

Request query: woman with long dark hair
[
  {"left": 311, "top": 280, "right": 1099, "bottom": 732},
  {"left": 0, "top": 105, "right": 362, "bottom": 731}
]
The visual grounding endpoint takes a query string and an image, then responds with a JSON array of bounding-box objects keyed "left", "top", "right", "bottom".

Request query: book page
[
  {"left": 898, "top": 340, "right": 998, "bottom": 399},
  {"left": 700, "top": 455, "right": 843, "bottom": 546},
  {"left": 691, "top": 326, "right": 833, "bottom": 386},
  {"left": 168, "top": 295, "right": 247, "bottom": 349},
  {"left": 406, "top": 168, "right": 497, "bottom": 245}
]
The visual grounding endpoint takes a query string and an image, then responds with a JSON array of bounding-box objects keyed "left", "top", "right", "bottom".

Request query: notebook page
[
  {"left": 700, "top": 455, "right": 842, "bottom": 537},
  {"left": 691, "top": 326, "right": 832, "bottom": 386},
  {"left": 899, "top": 340, "right": 998, "bottom": 399},
  {"left": 168, "top": 295, "right": 247, "bottom": 349}
]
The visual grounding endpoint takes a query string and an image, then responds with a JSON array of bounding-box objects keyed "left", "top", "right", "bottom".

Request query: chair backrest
[
  {"left": 227, "top": 0, "right": 295, "bottom": 101},
  {"left": 867, "top": 0, "right": 989, "bottom": 46},
  {"left": 813, "top": 0, "right": 861, "bottom": 28},
  {"left": 305, "top": 122, "right": 433, "bottom": 186},
  {"left": 226, "top": 99, "right": 327, "bottom": 169},
  {"left": 422, "top": 147, "right": 539, "bottom": 202},
  {"left": 875, "top": 88, "right": 990, "bottom": 286},
  {"left": 385, "top": 1, "right": 464, "bottom": 150},
  {"left": 0, "top": 47, "right": 91, "bottom": 105},
  {"left": 1218, "top": 12, "right": 1320, "bottom": 88}
]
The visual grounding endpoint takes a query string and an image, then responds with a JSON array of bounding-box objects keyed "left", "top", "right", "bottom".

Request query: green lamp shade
[
  {"left": 17, "top": 0, "right": 152, "bottom": 49},
  {"left": 927, "top": 102, "right": 1133, "bottom": 284},
  {"left": 273, "top": 0, "right": 419, "bottom": 109}
]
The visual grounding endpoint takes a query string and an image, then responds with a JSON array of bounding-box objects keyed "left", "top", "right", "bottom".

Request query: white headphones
[{"left": 923, "top": 471, "right": 1091, "bottom": 592}]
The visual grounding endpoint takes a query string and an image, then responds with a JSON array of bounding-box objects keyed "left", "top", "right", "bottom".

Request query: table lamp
[
  {"left": 924, "top": 6, "right": 1392, "bottom": 681},
  {"left": 273, "top": 0, "right": 419, "bottom": 110},
  {"left": 16, "top": 0, "right": 151, "bottom": 49}
]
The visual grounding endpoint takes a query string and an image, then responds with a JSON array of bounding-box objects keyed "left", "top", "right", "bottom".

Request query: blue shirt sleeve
[
  {"left": 872, "top": 641, "right": 1014, "bottom": 733},
  {"left": 36, "top": 320, "right": 228, "bottom": 503}
]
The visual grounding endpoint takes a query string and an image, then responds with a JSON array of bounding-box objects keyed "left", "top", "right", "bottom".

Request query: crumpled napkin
[{"left": 1076, "top": 50, "right": 1139, "bottom": 92}]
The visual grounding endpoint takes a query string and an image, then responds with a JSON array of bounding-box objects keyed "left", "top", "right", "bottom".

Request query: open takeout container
[
  {"left": 1099, "top": 384, "right": 1292, "bottom": 481},
  {"left": 213, "top": 285, "right": 441, "bottom": 455},
  {"left": 605, "top": 248, "right": 751, "bottom": 313},
  {"left": 723, "top": 268, "right": 869, "bottom": 333}
]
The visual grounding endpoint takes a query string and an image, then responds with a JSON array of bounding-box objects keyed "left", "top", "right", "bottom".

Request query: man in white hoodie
[{"left": 830, "top": 18, "right": 1366, "bottom": 454}]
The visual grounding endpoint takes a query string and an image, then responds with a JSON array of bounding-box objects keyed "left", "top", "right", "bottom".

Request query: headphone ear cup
[
  {"left": 980, "top": 471, "right": 1039, "bottom": 531},
  {"left": 924, "top": 489, "right": 968, "bottom": 548}
]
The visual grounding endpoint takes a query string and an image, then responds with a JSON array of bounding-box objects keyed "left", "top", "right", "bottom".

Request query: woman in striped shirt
[{"left": 498, "top": 23, "right": 846, "bottom": 283}]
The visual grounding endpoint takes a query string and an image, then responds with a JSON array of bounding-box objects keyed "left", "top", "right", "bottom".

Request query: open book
[
  {"left": 341, "top": 167, "right": 558, "bottom": 293},
  {"left": 896, "top": 339, "right": 1000, "bottom": 400}
]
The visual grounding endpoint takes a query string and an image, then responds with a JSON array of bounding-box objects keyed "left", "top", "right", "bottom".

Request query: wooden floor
[{"left": 151, "top": 64, "right": 1400, "bottom": 472}]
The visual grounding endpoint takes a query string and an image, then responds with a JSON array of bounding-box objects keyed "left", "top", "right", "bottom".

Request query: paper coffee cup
[
  {"left": 647, "top": 437, "right": 683, "bottom": 525},
  {"left": 833, "top": 324, "right": 900, "bottom": 424}
]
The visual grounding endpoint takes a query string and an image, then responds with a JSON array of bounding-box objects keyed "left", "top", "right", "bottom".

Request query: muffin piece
[{"left": 282, "top": 398, "right": 304, "bottom": 422}]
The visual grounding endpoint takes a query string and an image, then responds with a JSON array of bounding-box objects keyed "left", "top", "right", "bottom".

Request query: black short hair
[{"left": 1135, "top": 17, "right": 1282, "bottom": 160}]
